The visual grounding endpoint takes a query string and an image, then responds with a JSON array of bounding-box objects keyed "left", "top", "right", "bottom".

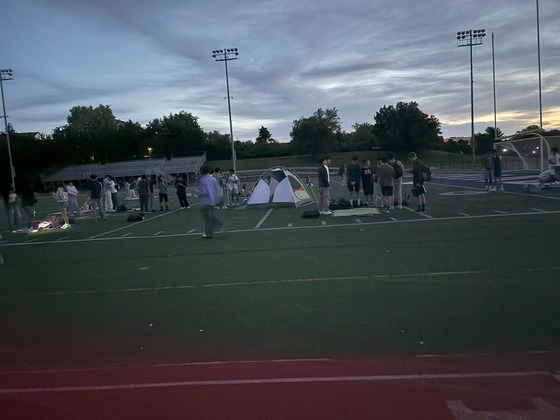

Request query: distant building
[
  {"left": 445, "top": 136, "right": 470, "bottom": 143},
  {"left": 18, "top": 132, "right": 45, "bottom": 141}
]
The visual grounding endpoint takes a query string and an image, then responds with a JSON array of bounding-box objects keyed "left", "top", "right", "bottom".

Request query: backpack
[
  {"left": 127, "top": 213, "right": 144, "bottom": 222},
  {"left": 301, "top": 210, "right": 321, "bottom": 218},
  {"left": 391, "top": 161, "right": 403, "bottom": 178},
  {"left": 420, "top": 163, "right": 432, "bottom": 181}
]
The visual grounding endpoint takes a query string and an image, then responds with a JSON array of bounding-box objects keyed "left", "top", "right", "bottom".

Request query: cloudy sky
[{"left": 2, "top": 0, "right": 559, "bottom": 142}]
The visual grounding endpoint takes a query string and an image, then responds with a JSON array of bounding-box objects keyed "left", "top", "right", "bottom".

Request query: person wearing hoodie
[{"left": 103, "top": 175, "right": 115, "bottom": 212}]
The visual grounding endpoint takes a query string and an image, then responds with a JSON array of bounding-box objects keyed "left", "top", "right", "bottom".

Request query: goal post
[{"left": 493, "top": 134, "right": 560, "bottom": 171}]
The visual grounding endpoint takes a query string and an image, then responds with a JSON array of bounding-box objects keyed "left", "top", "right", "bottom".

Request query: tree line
[{"left": 1, "top": 102, "right": 558, "bottom": 194}]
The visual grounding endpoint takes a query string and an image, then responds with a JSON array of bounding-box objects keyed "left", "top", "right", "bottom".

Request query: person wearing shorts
[
  {"left": 361, "top": 159, "right": 374, "bottom": 206},
  {"left": 377, "top": 157, "right": 395, "bottom": 214},
  {"left": 492, "top": 149, "right": 503, "bottom": 191},
  {"left": 408, "top": 152, "right": 427, "bottom": 213},
  {"left": 346, "top": 156, "right": 362, "bottom": 207}
]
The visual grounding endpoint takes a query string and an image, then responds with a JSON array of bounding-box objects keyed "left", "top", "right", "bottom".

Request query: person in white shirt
[
  {"left": 548, "top": 147, "right": 560, "bottom": 172},
  {"left": 228, "top": 169, "right": 240, "bottom": 206},
  {"left": 103, "top": 175, "right": 115, "bottom": 212},
  {"left": 65, "top": 181, "right": 83, "bottom": 216}
]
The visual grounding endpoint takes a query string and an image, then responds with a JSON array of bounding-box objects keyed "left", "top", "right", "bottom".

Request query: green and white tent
[{"left": 245, "top": 167, "right": 314, "bottom": 209}]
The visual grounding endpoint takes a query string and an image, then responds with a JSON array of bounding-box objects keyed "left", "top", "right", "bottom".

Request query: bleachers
[
  {"left": 159, "top": 155, "right": 207, "bottom": 175},
  {"left": 41, "top": 153, "right": 207, "bottom": 186}
]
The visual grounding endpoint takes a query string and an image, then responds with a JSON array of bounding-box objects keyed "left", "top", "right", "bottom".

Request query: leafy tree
[
  {"left": 51, "top": 105, "right": 118, "bottom": 163},
  {"left": 146, "top": 111, "right": 205, "bottom": 158},
  {"left": 205, "top": 130, "right": 232, "bottom": 160},
  {"left": 349, "top": 122, "right": 378, "bottom": 151},
  {"left": 373, "top": 101, "right": 441, "bottom": 152},
  {"left": 255, "top": 126, "right": 276, "bottom": 144},
  {"left": 113, "top": 120, "right": 145, "bottom": 159},
  {"left": 290, "top": 107, "right": 341, "bottom": 156},
  {"left": 512, "top": 125, "right": 545, "bottom": 140},
  {"left": 476, "top": 126, "right": 504, "bottom": 153}
]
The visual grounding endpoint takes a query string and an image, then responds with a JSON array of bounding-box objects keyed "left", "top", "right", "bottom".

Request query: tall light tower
[
  {"left": 211, "top": 48, "right": 239, "bottom": 173},
  {"left": 0, "top": 68, "right": 15, "bottom": 189},
  {"left": 535, "top": 0, "right": 543, "bottom": 129},
  {"left": 457, "top": 29, "right": 486, "bottom": 162}
]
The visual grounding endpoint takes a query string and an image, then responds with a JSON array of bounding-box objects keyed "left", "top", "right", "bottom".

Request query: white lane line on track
[{"left": 0, "top": 370, "right": 551, "bottom": 394}]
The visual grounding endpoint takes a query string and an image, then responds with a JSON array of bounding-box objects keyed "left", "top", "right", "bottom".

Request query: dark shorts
[
  {"left": 362, "top": 182, "right": 373, "bottom": 196},
  {"left": 381, "top": 186, "right": 394, "bottom": 196},
  {"left": 411, "top": 184, "right": 426, "bottom": 197},
  {"left": 347, "top": 180, "right": 361, "bottom": 192}
]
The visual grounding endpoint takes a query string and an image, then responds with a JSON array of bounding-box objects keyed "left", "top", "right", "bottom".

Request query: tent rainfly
[{"left": 245, "top": 167, "right": 314, "bottom": 208}]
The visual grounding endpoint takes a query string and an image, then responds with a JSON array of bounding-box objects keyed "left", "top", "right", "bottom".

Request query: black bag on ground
[
  {"left": 127, "top": 213, "right": 144, "bottom": 222},
  {"left": 117, "top": 204, "right": 128, "bottom": 212},
  {"left": 301, "top": 210, "right": 321, "bottom": 218}
]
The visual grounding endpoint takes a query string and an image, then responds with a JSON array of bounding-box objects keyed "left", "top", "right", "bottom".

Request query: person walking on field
[
  {"left": 196, "top": 165, "right": 223, "bottom": 238},
  {"left": 408, "top": 152, "right": 427, "bottom": 213},
  {"left": 317, "top": 157, "right": 331, "bottom": 215}
]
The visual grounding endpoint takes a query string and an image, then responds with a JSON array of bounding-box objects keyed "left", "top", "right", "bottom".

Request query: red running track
[{"left": 1, "top": 353, "right": 559, "bottom": 419}]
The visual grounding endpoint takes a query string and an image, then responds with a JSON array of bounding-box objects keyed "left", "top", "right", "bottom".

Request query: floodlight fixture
[
  {"left": 211, "top": 48, "right": 239, "bottom": 173},
  {"left": 456, "top": 29, "right": 486, "bottom": 162}
]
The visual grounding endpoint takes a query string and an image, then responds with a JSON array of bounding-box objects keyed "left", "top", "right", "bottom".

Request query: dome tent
[{"left": 245, "top": 167, "right": 314, "bottom": 208}]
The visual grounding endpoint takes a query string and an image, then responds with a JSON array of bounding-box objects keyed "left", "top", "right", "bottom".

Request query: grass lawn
[{"left": 1, "top": 175, "right": 559, "bottom": 370}]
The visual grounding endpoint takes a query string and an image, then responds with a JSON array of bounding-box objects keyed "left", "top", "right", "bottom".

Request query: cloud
[{"left": 1, "top": 0, "right": 559, "bottom": 142}]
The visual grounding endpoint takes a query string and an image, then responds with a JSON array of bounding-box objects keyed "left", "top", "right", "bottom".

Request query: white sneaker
[
  {"left": 397, "top": 205, "right": 402, "bottom": 209},
  {"left": 325, "top": 210, "right": 332, "bottom": 215}
]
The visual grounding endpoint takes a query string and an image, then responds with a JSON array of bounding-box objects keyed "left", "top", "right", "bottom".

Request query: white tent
[{"left": 245, "top": 167, "right": 314, "bottom": 208}]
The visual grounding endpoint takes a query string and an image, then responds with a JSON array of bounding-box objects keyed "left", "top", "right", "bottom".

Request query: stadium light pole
[
  {"left": 0, "top": 68, "right": 15, "bottom": 189},
  {"left": 535, "top": 0, "right": 543, "bottom": 129},
  {"left": 211, "top": 48, "right": 239, "bottom": 173},
  {"left": 457, "top": 29, "right": 486, "bottom": 163}
]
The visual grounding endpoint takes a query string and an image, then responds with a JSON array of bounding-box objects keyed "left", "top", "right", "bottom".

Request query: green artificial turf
[{"left": 1, "top": 182, "right": 559, "bottom": 369}]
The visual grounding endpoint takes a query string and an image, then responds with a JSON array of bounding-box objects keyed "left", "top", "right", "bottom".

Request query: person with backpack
[
  {"left": 388, "top": 152, "right": 404, "bottom": 209},
  {"left": 88, "top": 175, "right": 107, "bottom": 221},
  {"left": 407, "top": 152, "right": 427, "bottom": 213}
]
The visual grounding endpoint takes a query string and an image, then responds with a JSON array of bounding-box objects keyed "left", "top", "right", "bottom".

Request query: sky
[{"left": 2, "top": 0, "right": 559, "bottom": 143}]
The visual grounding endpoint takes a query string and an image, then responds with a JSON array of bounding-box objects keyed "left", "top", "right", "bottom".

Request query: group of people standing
[
  {"left": 481, "top": 149, "right": 504, "bottom": 192},
  {"left": 211, "top": 168, "right": 241, "bottom": 208},
  {"left": 319, "top": 152, "right": 428, "bottom": 215}
]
